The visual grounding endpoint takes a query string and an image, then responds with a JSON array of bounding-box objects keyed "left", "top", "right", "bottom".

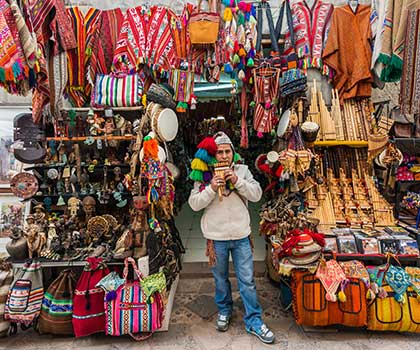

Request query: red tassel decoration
[
  {"left": 197, "top": 137, "right": 217, "bottom": 156},
  {"left": 143, "top": 138, "right": 159, "bottom": 160}
]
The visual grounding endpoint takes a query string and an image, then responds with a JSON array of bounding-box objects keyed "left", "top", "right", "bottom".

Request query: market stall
[{"left": 0, "top": 0, "right": 419, "bottom": 340}]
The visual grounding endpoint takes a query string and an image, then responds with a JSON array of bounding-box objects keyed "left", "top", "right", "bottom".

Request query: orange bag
[
  {"left": 367, "top": 284, "right": 420, "bottom": 332},
  {"left": 188, "top": 0, "right": 220, "bottom": 45},
  {"left": 292, "top": 271, "right": 367, "bottom": 327}
]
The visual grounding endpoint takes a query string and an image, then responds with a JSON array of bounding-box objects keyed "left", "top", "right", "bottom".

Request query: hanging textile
[
  {"left": 96, "top": 8, "right": 123, "bottom": 73},
  {"left": 147, "top": 6, "right": 176, "bottom": 72},
  {"left": 169, "top": 6, "right": 191, "bottom": 62},
  {"left": 0, "top": 0, "right": 31, "bottom": 95},
  {"left": 66, "top": 7, "right": 101, "bottom": 107},
  {"left": 370, "top": 0, "right": 389, "bottom": 80},
  {"left": 283, "top": 0, "right": 334, "bottom": 76},
  {"left": 23, "top": 0, "right": 76, "bottom": 122},
  {"left": 113, "top": 6, "right": 148, "bottom": 72},
  {"left": 253, "top": 66, "right": 280, "bottom": 136},
  {"left": 377, "top": 0, "right": 420, "bottom": 82},
  {"left": 322, "top": 4, "right": 372, "bottom": 102},
  {"left": 400, "top": 9, "right": 420, "bottom": 115}
]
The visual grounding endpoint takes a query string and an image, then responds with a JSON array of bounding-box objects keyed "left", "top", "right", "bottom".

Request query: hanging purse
[
  {"left": 188, "top": 0, "right": 220, "bottom": 45},
  {"left": 91, "top": 73, "right": 143, "bottom": 107},
  {"left": 100, "top": 257, "right": 165, "bottom": 340}
]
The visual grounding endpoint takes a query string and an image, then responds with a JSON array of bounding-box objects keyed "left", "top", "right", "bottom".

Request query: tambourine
[
  {"left": 277, "top": 109, "right": 291, "bottom": 138},
  {"left": 10, "top": 172, "right": 39, "bottom": 199}
]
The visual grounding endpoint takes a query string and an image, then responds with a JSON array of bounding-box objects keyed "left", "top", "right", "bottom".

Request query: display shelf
[
  {"left": 324, "top": 252, "right": 420, "bottom": 266},
  {"left": 46, "top": 135, "right": 136, "bottom": 141},
  {"left": 314, "top": 140, "right": 368, "bottom": 147}
]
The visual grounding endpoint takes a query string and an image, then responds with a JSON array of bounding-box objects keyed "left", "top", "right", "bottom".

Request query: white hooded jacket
[{"left": 188, "top": 164, "right": 262, "bottom": 241}]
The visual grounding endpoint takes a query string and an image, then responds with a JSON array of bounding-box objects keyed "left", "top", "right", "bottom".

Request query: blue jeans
[{"left": 211, "top": 236, "right": 263, "bottom": 330}]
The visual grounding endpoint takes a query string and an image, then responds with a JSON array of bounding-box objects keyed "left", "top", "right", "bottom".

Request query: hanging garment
[
  {"left": 377, "top": 0, "right": 420, "bottom": 82},
  {"left": 0, "top": 0, "right": 30, "bottom": 95},
  {"left": 147, "top": 6, "right": 176, "bottom": 72},
  {"left": 168, "top": 5, "right": 192, "bottom": 62},
  {"left": 284, "top": 0, "right": 334, "bottom": 76},
  {"left": 24, "top": 0, "right": 76, "bottom": 122},
  {"left": 66, "top": 7, "right": 101, "bottom": 107},
  {"left": 370, "top": 0, "right": 389, "bottom": 80},
  {"left": 95, "top": 8, "right": 124, "bottom": 73},
  {"left": 400, "top": 9, "right": 420, "bottom": 115},
  {"left": 253, "top": 67, "right": 280, "bottom": 136},
  {"left": 322, "top": 4, "right": 373, "bottom": 101}
]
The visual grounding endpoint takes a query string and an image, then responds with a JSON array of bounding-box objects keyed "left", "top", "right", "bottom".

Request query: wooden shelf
[
  {"left": 46, "top": 135, "right": 135, "bottom": 141},
  {"left": 314, "top": 140, "right": 368, "bottom": 147}
]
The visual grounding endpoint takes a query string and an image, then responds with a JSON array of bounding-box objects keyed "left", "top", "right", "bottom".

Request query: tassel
[
  {"left": 246, "top": 58, "right": 254, "bottom": 67},
  {"left": 12, "top": 61, "right": 22, "bottom": 78},
  {"left": 191, "top": 158, "right": 209, "bottom": 171},
  {"left": 176, "top": 101, "right": 184, "bottom": 112},
  {"left": 396, "top": 293, "right": 406, "bottom": 304},
  {"left": 150, "top": 186, "right": 159, "bottom": 202},
  {"left": 106, "top": 290, "right": 117, "bottom": 302},
  {"left": 371, "top": 282, "right": 379, "bottom": 295},
  {"left": 143, "top": 137, "right": 159, "bottom": 160},
  {"left": 189, "top": 170, "right": 204, "bottom": 182},
  {"left": 233, "top": 54, "right": 240, "bottom": 65},
  {"left": 233, "top": 153, "right": 242, "bottom": 163},
  {"left": 325, "top": 292, "right": 337, "bottom": 302},
  {"left": 197, "top": 137, "right": 217, "bottom": 156},
  {"left": 223, "top": 7, "right": 233, "bottom": 22},
  {"left": 366, "top": 289, "right": 375, "bottom": 300},
  {"left": 0, "top": 67, "right": 5, "bottom": 82},
  {"left": 142, "top": 94, "right": 147, "bottom": 107},
  {"left": 378, "top": 287, "right": 388, "bottom": 299},
  {"left": 203, "top": 171, "right": 212, "bottom": 183},
  {"left": 195, "top": 148, "right": 213, "bottom": 163},
  {"left": 190, "top": 95, "right": 197, "bottom": 110},
  {"left": 29, "top": 68, "right": 36, "bottom": 88},
  {"left": 238, "top": 47, "right": 246, "bottom": 57},
  {"left": 248, "top": 49, "right": 255, "bottom": 58},
  {"left": 417, "top": 294, "right": 420, "bottom": 303},
  {"left": 238, "top": 70, "right": 245, "bottom": 80},
  {"left": 206, "top": 240, "right": 217, "bottom": 266},
  {"left": 338, "top": 290, "right": 346, "bottom": 303},
  {"left": 224, "top": 63, "right": 233, "bottom": 73},
  {"left": 257, "top": 131, "right": 263, "bottom": 138},
  {"left": 237, "top": 11, "right": 245, "bottom": 25},
  {"left": 249, "top": 101, "right": 255, "bottom": 108}
]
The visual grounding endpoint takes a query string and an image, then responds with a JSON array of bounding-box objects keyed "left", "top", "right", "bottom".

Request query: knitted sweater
[{"left": 188, "top": 164, "right": 262, "bottom": 241}]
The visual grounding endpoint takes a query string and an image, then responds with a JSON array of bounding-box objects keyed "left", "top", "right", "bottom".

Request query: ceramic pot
[{"left": 6, "top": 230, "right": 29, "bottom": 260}]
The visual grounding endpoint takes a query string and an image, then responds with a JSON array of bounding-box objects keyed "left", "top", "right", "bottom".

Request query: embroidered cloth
[
  {"left": 385, "top": 265, "right": 411, "bottom": 303},
  {"left": 315, "top": 260, "right": 347, "bottom": 302}
]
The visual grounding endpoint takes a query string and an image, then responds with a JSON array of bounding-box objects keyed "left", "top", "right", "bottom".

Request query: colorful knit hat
[{"left": 189, "top": 132, "right": 242, "bottom": 182}]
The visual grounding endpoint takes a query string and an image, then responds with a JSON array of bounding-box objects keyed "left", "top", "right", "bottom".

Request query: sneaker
[
  {"left": 216, "top": 314, "right": 231, "bottom": 332},
  {"left": 246, "top": 324, "right": 275, "bottom": 344}
]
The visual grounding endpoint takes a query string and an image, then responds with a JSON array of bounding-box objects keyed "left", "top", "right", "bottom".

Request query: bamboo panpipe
[
  {"left": 331, "top": 89, "right": 344, "bottom": 140},
  {"left": 214, "top": 161, "right": 230, "bottom": 201}
]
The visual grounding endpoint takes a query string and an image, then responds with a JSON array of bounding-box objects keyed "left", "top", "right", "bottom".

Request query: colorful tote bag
[
  {"left": 4, "top": 260, "right": 44, "bottom": 326},
  {"left": 38, "top": 269, "right": 76, "bottom": 335},
  {"left": 100, "top": 257, "right": 165, "bottom": 340},
  {"left": 72, "top": 258, "right": 110, "bottom": 337},
  {"left": 0, "top": 260, "right": 13, "bottom": 337},
  {"left": 92, "top": 73, "right": 143, "bottom": 107}
]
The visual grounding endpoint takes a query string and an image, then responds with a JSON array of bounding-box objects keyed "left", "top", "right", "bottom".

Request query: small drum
[
  {"left": 152, "top": 105, "right": 179, "bottom": 142},
  {"left": 301, "top": 121, "right": 320, "bottom": 143},
  {"left": 277, "top": 109, "right": 291, "bottom": 138}
]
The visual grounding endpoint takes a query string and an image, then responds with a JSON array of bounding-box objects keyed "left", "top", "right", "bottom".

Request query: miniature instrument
[{"left": 214, "top": 161, "right": 230, "bottom": 201}]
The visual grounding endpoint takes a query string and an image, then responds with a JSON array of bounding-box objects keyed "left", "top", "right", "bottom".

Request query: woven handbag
[
  {"left": 92, "top": 73, "right": 143, "bottom": 107},
  {"left": 38, "top": 269, "right": 77, "bottom": 335},
  {"left": 0, "top": 260, "right": 13, "bottom": 337},
  {"left": 103, "top": 257, "right": 165, "bottom": 340},
  {"left": 4, "top": 259, "right": 44, "bottom": 326},
  {"left": 72, "top": 258, "right": 110, "bottom": 337},
  {"left": 188, "top": 0, "right": 220, "bottom": 45}
]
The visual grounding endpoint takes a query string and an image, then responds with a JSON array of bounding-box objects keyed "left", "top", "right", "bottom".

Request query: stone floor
[{"left": 3, "top": 276, "right": 420, "bottom": 350}]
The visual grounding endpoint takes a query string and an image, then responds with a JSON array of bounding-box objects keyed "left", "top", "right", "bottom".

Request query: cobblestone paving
[{"left": 2, "top": 277, "right": 420, "bottom": 350}]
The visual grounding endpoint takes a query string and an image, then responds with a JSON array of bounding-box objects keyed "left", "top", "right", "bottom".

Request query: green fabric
[
  {"left": 141, "top": 271, "right": 166, "bottom": 301},
  {"left": 377, "top": 53, "right": 404, "bottom": 82}
]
